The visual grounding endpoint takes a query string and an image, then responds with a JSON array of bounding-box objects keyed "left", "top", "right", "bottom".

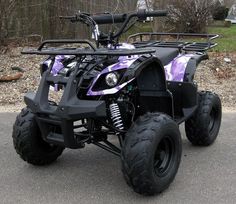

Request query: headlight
[{"left": 105, "top": 72, "right": 119, "bottom": 87}]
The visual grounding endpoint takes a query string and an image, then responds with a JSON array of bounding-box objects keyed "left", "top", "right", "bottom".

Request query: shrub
[
  {"left": 212, "top": 4, "right": 229, "bottom": 20},
  {"left": 166, "top": 0, "right": 215, "bottom": 33}
]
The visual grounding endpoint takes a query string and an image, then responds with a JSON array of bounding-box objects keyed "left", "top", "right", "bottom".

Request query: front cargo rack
[
  {"left": 127, "top": 33, "right": 219, "bottom": 52},
  {"left": 21, "top": 39, "right": 156, "bottom": 56}
]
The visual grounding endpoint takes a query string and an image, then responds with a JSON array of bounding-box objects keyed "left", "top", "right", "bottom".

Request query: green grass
[
  {"left": 121, "top": 22, "right": 152, "bottom": 40},
  {"left": 121, "top": 22, "right": 236, "bottom": 52},
  {"left": 207, "top": 25, "right": 236, "bottom": 52}
]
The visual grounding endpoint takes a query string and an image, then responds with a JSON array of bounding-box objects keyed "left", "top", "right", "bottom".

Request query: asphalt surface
[{"left": 0, "top": 112, "right": 236, "bottom": 204}]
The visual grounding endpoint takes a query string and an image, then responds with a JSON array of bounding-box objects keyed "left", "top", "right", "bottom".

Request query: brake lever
[{"left": 69, "top": 15, "right": 88, "bottom": 25}]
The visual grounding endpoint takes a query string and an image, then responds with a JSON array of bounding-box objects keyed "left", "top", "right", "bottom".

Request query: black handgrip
[
  {"left": 91, "top": 14, "right": 127, "bottom": 24},
  {"left": 146, "top": 10, "right": 168, "bottom": 17},
  {"left": 137, "top": 10, "right": 168, "bottom": 20}
]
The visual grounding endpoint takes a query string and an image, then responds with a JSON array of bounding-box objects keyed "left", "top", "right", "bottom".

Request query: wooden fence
[{"left": 0, "top": 0, "right": 137, "bottom": 43}]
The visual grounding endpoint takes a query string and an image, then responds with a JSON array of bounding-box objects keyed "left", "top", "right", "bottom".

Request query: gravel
[
  {"left": 195, "top": 52, "right": 236, "bottom": 110},
  {"left": 0, "top": 47, "right": 43, "bottom": 108},
  {"left": 0, "top": 47, "right": 235, "bottom": 112}
]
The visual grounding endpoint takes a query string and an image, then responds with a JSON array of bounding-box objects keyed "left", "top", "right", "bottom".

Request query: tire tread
[
  {"left": 121, "top": 113, "right": 181, "bottom": 195},
  {"left": 185, "top": 91, "right": 222, "bottom": 146},
  {"left": 12, "top": 107, "right": 64, "bottom": 165}
]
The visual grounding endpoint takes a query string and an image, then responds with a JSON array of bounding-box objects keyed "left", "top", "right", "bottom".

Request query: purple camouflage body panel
[
  {"left": 45, "top": 43, "right": 194, "bottom": 95},
  {"left": 164, "top": 54, "right": 194, "bottom": 82}
]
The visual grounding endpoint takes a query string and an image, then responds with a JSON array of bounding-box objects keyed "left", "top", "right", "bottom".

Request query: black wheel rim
[{"left": 154, "top": 136, "right": 175, "bottom": 177}]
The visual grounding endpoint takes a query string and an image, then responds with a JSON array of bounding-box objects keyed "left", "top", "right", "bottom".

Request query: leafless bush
[{"left": 166, "top": 0, "right": 216, "bottom": 33}]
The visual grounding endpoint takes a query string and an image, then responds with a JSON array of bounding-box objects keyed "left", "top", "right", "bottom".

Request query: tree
[
  {"left": 212, "top": 1, "right": 229, "bottom": 20},
  {"left": 0, "top": 0, "right": 139, "bottom": 42},
  {"left": 0, "top": 0, "right": 17, "bottom": 45}
]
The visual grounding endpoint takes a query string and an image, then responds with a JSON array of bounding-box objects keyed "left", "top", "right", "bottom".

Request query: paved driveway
[{"left": 0, "top": 112, "right": 236, "bottom": 204}]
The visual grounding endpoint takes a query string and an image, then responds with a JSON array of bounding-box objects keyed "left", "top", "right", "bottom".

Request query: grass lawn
[
  {"left": 122, "top": 22, "right": 236, "bottom": 52},
  {"left": 208, "top": 25, "right": 236, "bottom": 52},
  {"left": 121, "top": 22, "right": 153, "bottom": 40}
]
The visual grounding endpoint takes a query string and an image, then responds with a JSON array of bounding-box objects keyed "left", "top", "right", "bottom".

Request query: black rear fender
[{"left": 184, "top": 53, "right": 209, "bottom": 82}]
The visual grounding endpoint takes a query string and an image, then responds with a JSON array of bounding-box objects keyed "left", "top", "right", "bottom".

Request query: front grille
[
  {"left": 80, "top": 78, "right": 93, "bottom": 89},
  {"left": 77, "top": 77, "right": 94, "bottom": 99}
]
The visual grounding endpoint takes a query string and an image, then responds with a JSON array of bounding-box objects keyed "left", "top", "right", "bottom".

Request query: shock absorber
[{"left": 109, "top": 103, "right": 124, "bottom": 130}]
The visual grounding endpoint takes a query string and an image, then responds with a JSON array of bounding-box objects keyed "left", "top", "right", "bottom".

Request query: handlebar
[
  {"left": 137, "top": 10, "right": 168, "bottom": 18},
  {"left": 60, "top": 10, "right": 167, "bottom": 24},
  {"left": 112, "top": 10, "right": 167, "bottom": 38},
  {"left": 59, "top": 10, "right": 168, "bottom": 46},
  {"left": 91, "top": 14, "right": 127, "bottom": 24},
  {"left": 91, "top": 10, "right": 167, "bottom": 24}
]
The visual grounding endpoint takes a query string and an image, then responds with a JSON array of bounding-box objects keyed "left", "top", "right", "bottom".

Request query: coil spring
[{"left": 109, "top": 103, "right": 124, "bottom": 130}]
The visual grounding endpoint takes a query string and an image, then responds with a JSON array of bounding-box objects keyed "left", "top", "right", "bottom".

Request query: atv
[{"left": 12, "top": 10, "right": 222, "bottom": 195}]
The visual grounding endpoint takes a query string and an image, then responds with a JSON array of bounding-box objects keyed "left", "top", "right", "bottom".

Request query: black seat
[{"left": 151, "top": 47, "right": 179, "bottom": 66}]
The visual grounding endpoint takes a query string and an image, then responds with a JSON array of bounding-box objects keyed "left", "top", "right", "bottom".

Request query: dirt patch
[{"left": 0, "top": 46, "right": 235, "bottom": 112}]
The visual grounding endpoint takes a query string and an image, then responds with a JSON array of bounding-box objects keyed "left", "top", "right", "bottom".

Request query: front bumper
[
  {"left": 25, "top": 92, "right": 106, "bottom": 120},
  {"left": 24, "top": 70, "right": 106, "bottom": 149}
]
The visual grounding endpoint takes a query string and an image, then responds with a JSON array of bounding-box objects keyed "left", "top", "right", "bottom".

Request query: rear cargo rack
[
  {"left": 127, "top": 33, "right": 219, "bottom": 52},
  {"left": 21, "top": 39, "right": 156, "bottom": 56}
]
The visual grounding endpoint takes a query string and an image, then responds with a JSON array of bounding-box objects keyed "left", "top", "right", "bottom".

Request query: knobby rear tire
[{"left": 185, "top": 91, "right": 222, "bottom": 146}]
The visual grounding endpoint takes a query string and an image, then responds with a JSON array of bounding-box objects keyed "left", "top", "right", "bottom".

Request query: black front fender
[{"left": 122, "top": 56, "right": 174, "bottom": 117}]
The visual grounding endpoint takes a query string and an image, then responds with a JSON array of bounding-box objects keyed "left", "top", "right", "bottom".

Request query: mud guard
[
  {"left": 125, "top": 56, "right": 174, "bottom": 117},
  {"left": 184, "top": 53, "right": 209, "bottom": 82}
]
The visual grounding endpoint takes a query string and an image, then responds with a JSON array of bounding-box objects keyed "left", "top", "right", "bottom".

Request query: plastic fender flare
[
  {"left": 123, "top": 56, "right": 174, "bottom": 117},
  {"left": 121, "top": 56, "right": 167, "bottom": 90},
  {"left": 134, "top": 56, "right": 168, "bottom": 92},
  {"left": 184, "top": 53, "right": 209, "bottom": 82}
]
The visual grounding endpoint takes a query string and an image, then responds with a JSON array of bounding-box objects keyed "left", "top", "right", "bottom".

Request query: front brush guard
[{"left": 24, "top": 69, "right": 106, "bottom": 149}]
